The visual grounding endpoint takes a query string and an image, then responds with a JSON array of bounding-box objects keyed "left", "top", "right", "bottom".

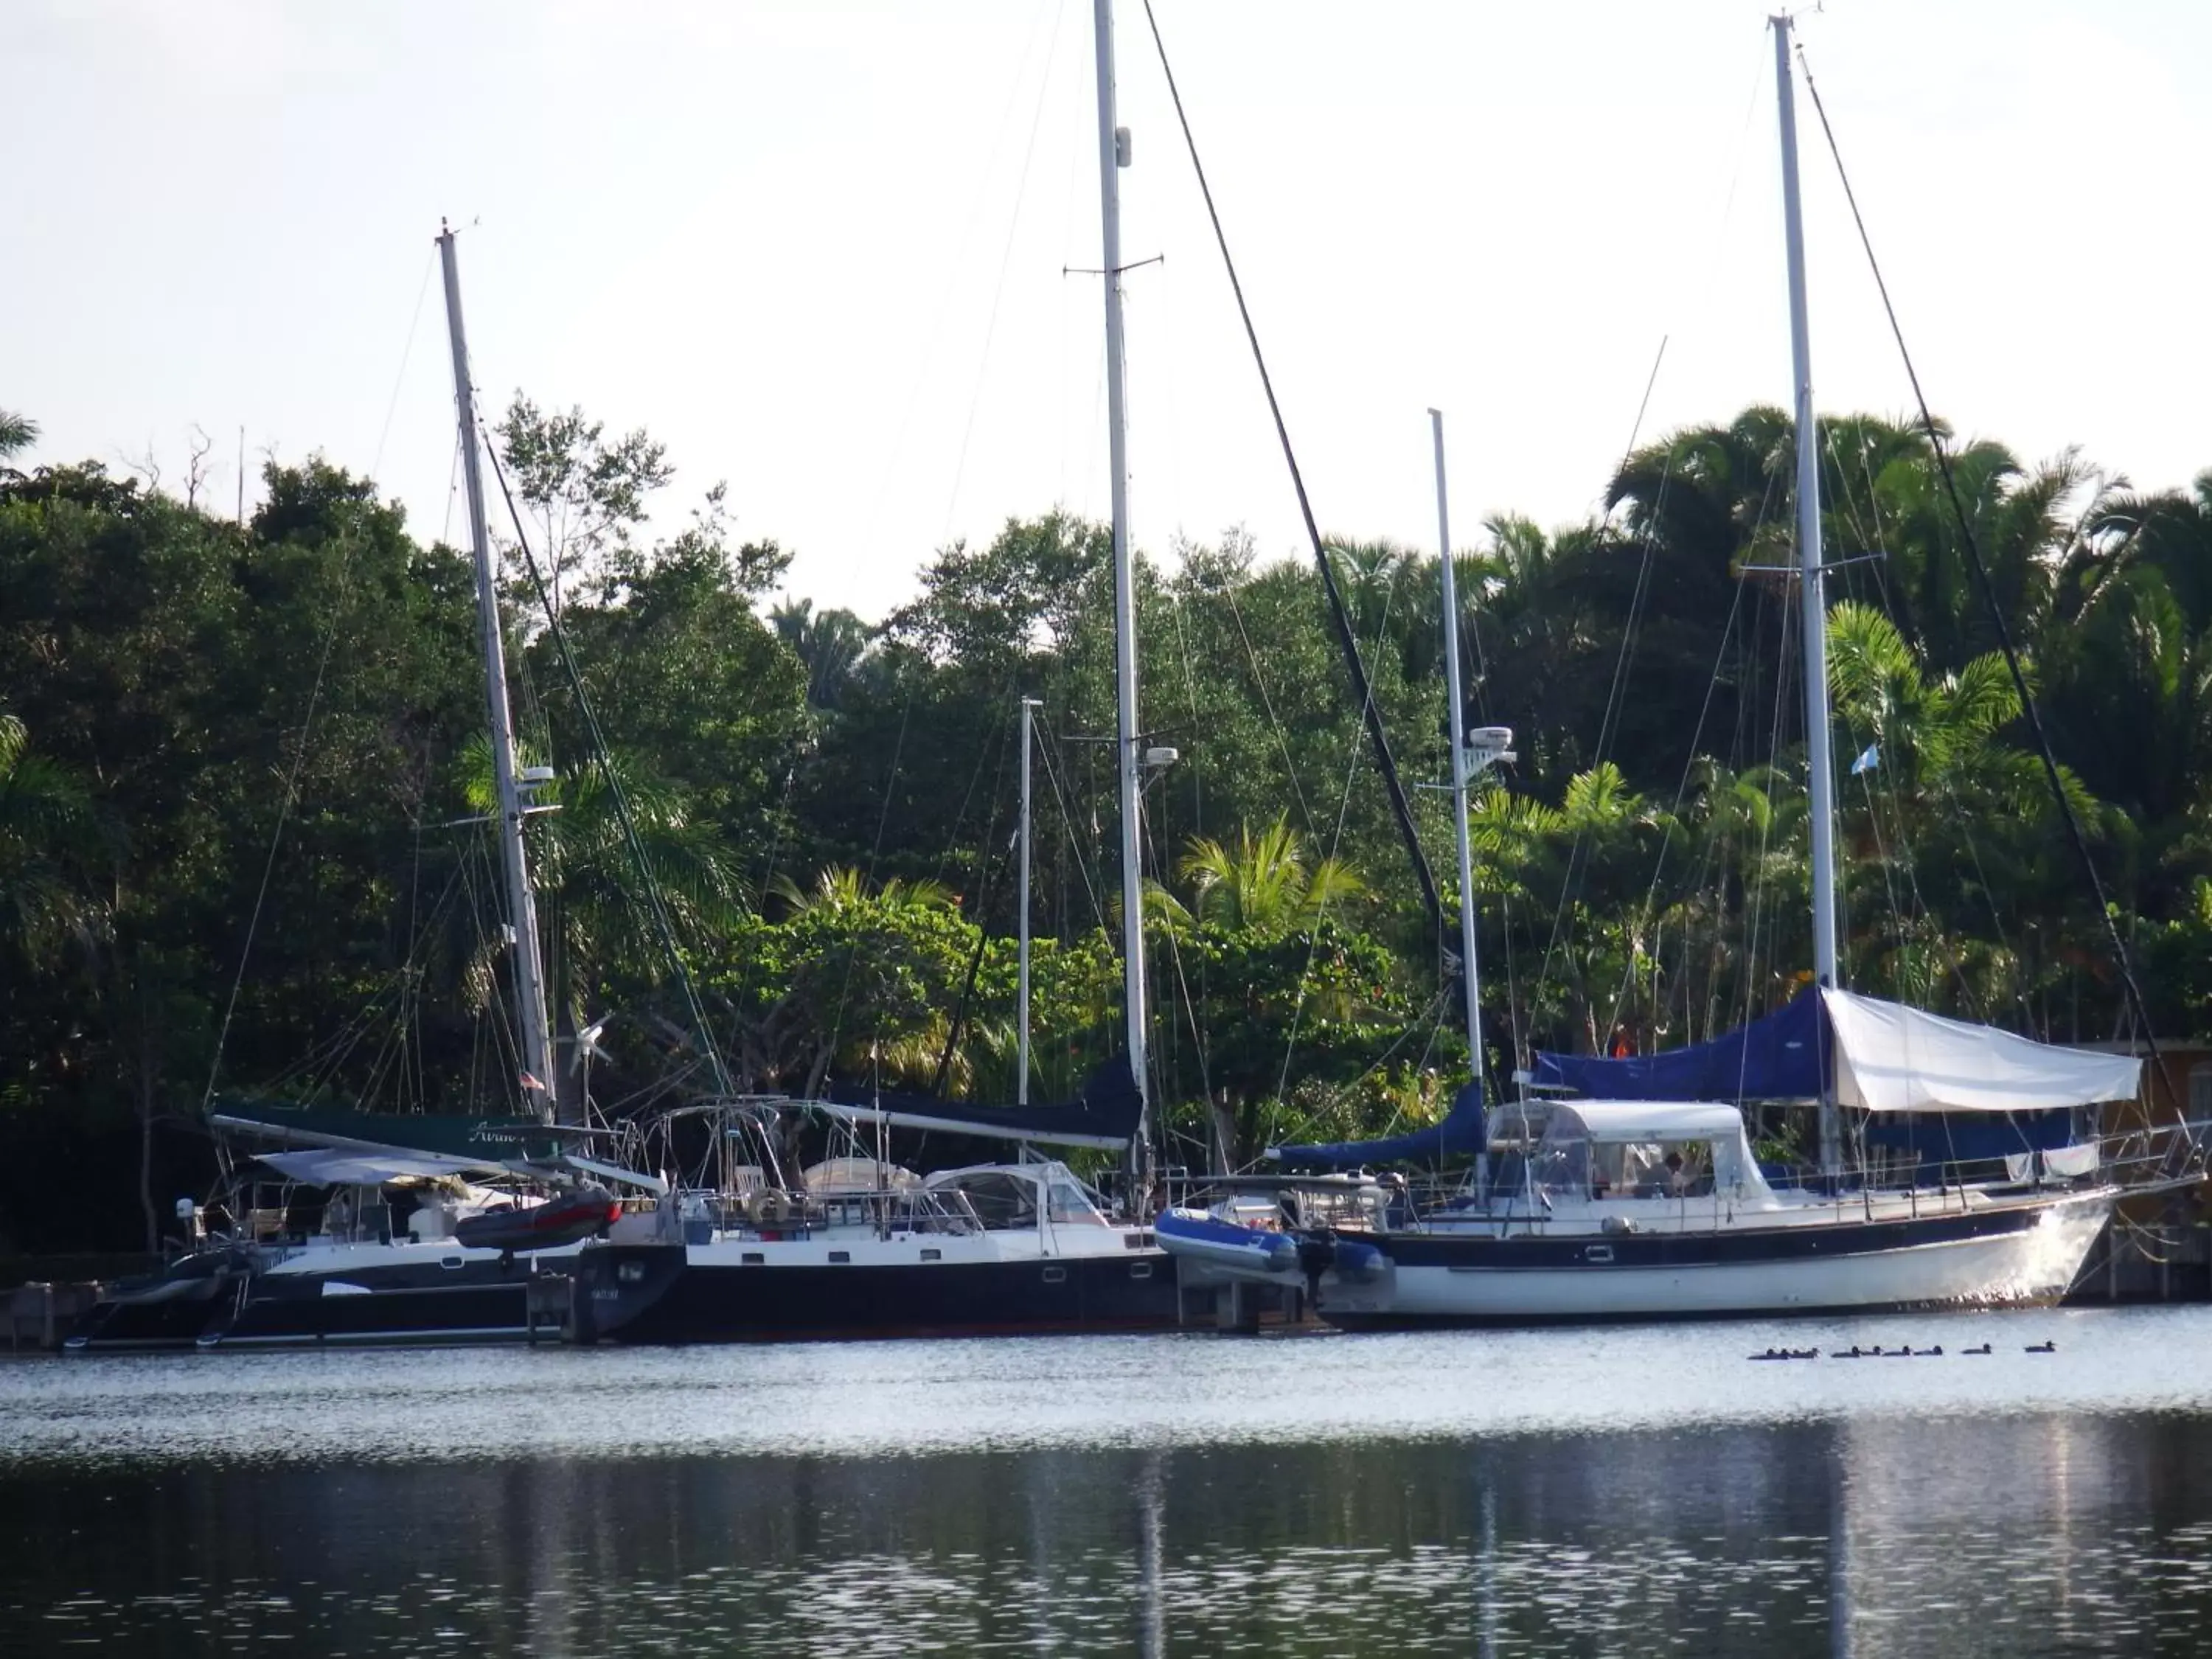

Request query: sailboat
[
  {"left": 562, "top": 0, "right": 1183, "bottom": 1343},
  {"left": 1159, "top": 15, "right": 2144, "bottom": 1327},
  {"left": 68, "top": 226, "right": 646, "bottom": 1352}
]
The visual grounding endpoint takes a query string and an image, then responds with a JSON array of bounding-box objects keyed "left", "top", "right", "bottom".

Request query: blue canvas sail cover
[
  {"left": 1266, "top": 1080, "right": 1487, "bottom": 1170},
  {"left": 1529, "top": 987, "right": 1829, "bottom": 1102},
  {"left": 1862, "top": 1110, "right": 2074, "bottom": 1164}
]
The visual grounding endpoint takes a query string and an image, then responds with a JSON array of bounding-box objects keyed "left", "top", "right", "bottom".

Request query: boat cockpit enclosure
[
  {"left": 922, "top": 1163, "right": 1114, "bottom": 1230},
  {"left": 1529, "top": 1101, "right": 1775, "bottom": 1207}
]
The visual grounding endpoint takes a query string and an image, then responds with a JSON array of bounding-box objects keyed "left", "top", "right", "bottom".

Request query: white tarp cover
[
  {"left": 1821, "top": 987, "right": 2141, "bottom": 1114},
  {"left": 2006, "top": 1144, "right": 2101, "bottom": 1183}
]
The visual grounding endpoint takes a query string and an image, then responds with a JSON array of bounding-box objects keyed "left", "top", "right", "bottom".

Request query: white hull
[{"left": 1315, "top": 1192, "right": 2113, "bottom": 1326}]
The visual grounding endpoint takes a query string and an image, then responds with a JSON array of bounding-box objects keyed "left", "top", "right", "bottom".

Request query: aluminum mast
[
  {"left": 1773, "top": 15, "right": 1843, "bottom": 1178},
  {"left": 437, "top": 223, "right": 559, "bottom": 1121},
  {"left": 1092, "top": 0, "right": 1150, "bottom": 1166},
  {"left": 1017, "top": 695, "right": 1039, "bottom": 1106},
  {"left": 1430, "top": 410, "right": 1486, "bottom": 1082}
]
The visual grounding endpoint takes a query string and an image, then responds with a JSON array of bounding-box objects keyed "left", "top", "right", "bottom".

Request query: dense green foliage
[{"left": 4, "top": 397, "right": 2210, "bottom": 1250}]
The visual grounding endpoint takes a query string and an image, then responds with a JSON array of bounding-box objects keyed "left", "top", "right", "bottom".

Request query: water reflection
[{"left": 10, "top": 1412, "right": 2212, "bottom": 1655}]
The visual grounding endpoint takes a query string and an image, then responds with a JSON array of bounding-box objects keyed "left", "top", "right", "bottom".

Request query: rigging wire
[
  {"left": 928, "top": 675, "right": 1018, "bottom": 897},
  {"left": 1217, "top": 568, "right": 1319, "bottom": 841},
  {"left": 480, "top": 430, "right": 741, "bottom": 1105},
  {"left": 1263, "top": 546, "right": 1412, "bottom": 1138},
  {"left": 1734, "top": 538, "right": 1801, "bottom": 1055},
  {"left": 196, "top": 552, "right": 360, "bottom": 1115},
  {"left": 928, "top": 701, "right": 1022, "bottom": 1094},
  {"left": 367, "top": 247, "right": 438, "bottom": 484},
  {"left": 1792, "top": 41, "right": 2177, "bottom": 1126},
  {"left": 1034, "top": 722, "right": 1110, "bottom": 931},
  {"left": 1516, "top": 32, "right": 1773, "bottom": 1062},
  {"left": 1593, "top": 563, "right": 1756, "bottom": 1048},
  {"left": 1528, "top": 445, "right": 1677, "bottom": 1042},
  {"left": 813, "top": 684, "right": 918, "bottom": 1080},
  {"left": 855, "top": 0, "right": 1066, "bottom": 563},
  {"left": 1821, "top": 421, "right": 2000, "bottom": 1025},
  {"left": 1137, "top": 0, "right": 1444, "bottom": 941},
  {"left": 942, "top": 0, "right": 1071, "bottom": 540}
]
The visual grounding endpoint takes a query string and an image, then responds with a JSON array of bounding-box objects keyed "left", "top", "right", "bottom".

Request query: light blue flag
[{"left": 1850, "top": 742, "right": 1880, "bottom": 776}]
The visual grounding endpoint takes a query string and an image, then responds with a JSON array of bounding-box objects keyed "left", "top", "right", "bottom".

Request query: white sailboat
[{"left": 1161, "top": 15, "right": 2143, "bottom": 1326}]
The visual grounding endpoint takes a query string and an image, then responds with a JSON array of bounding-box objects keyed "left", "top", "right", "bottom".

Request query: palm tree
[
  {"left": 1825, "top": 600, "right": 2097, "bottom": 1012},
  {"left": 455, "top": 736, "right": 748, "bottom": 1110},
  {"left": 772, "top": 865, "right": 957, "bottom": 917},
  {"left": 1166, "top": 817, "right": 1364, "bottom": 936},
  {"left": 1826, "top": 601, "right": 2087, "bottom": 824},
  {"left": 1816, "top": 413, "right": 2103, "bottom": 674},
  {"left": 0, "top": 409, "right": 36, "bottom": 463},
  {"left": 770, "top": 597, "right": 874, "bottom": 709},
  {"left": 2037, "top": 473, "right": 2212, "bottom": 828}
]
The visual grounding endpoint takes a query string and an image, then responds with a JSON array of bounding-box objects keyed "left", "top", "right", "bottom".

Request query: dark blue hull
[
  {"left": 69, "top": 1258, "right": 550, "bottom": 1351},
  {"left": 571, "top": 1245, "right": 1182, "bottom": 1343}
]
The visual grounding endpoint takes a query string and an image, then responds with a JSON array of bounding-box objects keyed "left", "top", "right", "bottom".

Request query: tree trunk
[
  {"left": 136, "top": 981, "right": 159, "bottom": 1254},
  {"left": 1211, "top": 1093, "right": 1237, "bottom": 1177}
]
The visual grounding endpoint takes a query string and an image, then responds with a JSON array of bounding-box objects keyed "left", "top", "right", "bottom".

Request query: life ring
[{"left": 745, "top": 1189, "right": 792, "bottom": 1228}]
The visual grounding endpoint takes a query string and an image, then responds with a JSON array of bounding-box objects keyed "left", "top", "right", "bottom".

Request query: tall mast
[
  {"left": 1772, "top": 17, "right": 1843, "bottom": 1177},
  {"left": 1093, "top": 0, "right": 1150, "bottom": 1156},
  {"left": 1017, "top": 695, "right": 1038, "bottom": 1106},
  {"left": 1429, "top": 410, "right": 1484, "bottom": 1082},
  {"left": 437, "top": 224, "right": 559, "bottom": 1121}
]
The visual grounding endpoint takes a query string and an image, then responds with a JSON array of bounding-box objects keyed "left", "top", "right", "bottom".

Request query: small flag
[
  {"left": 1850, "top": 742, "right": 1880, "bottom": 776},
  {"left": 519, "top": 1071, "right": 548, "bottom": 1093}
]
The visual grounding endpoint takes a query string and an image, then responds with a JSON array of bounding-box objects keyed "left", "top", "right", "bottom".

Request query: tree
[
  {"left": 455, "top": 734, "right": 748, "bottom": 1117},
  {"left": 0, "top": 708, "right": 101, "bottom": 965},
  {"left": 710, "top": 866, "right": 978, "bottom": 1097},
  {"left": 1166, "top": 816, "right": 1363, "bottom": 934},
  {"left": 1147, "top": 823, "right": 1411, "bottom": 1170},
  {"left": 771, "top": 597, "right": 874, "bottom": 709},
  {"left": 0, "top": 409, "right": 35, "bottom": 462},
  {"left": 1826, "top": 599, "right": 2096, "bottom": 1015},
  {"left": 496, "top": 393, "right": 671, "bottom": 620},
  {"left": 530, "top": 501, "right": 807, "bottom": 878}
]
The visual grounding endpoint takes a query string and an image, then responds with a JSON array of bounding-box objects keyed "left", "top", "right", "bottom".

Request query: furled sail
[
  {"left": 1531, "top": 987, "right": 1827, "bottom": 1101},
  {"left": 813, "top": 1055, "right": 1143, "bottom": 1150},
  {"left": 1265, "top": 1080, "right": 1487, "bottom": 1169}
]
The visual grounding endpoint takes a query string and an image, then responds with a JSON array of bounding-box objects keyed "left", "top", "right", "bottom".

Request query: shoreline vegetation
[{"left": 5, "top": 400, "right": 2209, "bottom": 1252}]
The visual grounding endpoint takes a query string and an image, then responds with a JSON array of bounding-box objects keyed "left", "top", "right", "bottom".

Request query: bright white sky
[{"left": 8, "top": 1, "right": 2208, "bottom": 621}]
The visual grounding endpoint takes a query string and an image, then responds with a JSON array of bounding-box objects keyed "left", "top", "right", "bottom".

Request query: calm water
[{"left": 7, "top": 1304, "right": 2212, "bottom": 1655}]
